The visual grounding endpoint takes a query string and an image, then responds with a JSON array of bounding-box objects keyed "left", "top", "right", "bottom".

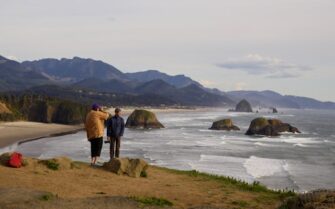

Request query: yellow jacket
[{"left": 85, "top": 110, "right": 109, "bottom": 140}]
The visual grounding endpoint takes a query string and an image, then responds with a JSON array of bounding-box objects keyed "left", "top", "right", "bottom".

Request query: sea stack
[
  {"left": 125, "top": 109, "right": 164, "bottom": 129},
  {"left": 209, "top": 119, "right": 240, "bottom": 131},
  {"left": 245, "top": 117, "right": 300, "bottom": 136},
  {"left": 235, "top": 99, "right": 253, "bottom": 112}
]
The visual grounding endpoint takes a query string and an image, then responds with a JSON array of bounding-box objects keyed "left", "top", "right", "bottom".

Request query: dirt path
[{"left": 0, "top": 157, "right": 288, "bottom": 209}]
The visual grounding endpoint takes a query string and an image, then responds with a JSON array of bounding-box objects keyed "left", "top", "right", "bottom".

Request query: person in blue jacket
[{"left": 106, "top": 108, "right": 125, "bottom": 159}]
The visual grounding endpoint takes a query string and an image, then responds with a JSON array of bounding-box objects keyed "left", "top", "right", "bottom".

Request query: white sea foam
[
  {"left": 196, "top": 139, "right": 223, "bottom": 146},
  {"left": 167, "top": 140, "right": 193, "bottom": 146},
  {"left": 198, "top": 129, "right": 213, "bottom": 132},
  {"left": 293, "top": 143, "right": 310, "bottom": 147},
  {"left": 200, "top": 154, "right": 245, "bottom": 163},
  {"left": 281, "top": 137, "right": 320, "bottom": 144},
  {"left": 0, "top": 143, "right": 18, "bottom": 154},
  {"left": 254, "top": 142, "right": 277, "bottom": 147},
  {"left": 243, "top": 156, "right": 286, "bottom": 178}
]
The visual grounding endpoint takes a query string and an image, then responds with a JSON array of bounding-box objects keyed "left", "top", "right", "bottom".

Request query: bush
[
  {"left": 131, "top": 196, "right": 173, "bottom": 207},
  {"left": 40, "top": 159, "right": 60, "bottom": 170},
  {"left": 140, "top": 170, "right": 148, "bottom": 178}
]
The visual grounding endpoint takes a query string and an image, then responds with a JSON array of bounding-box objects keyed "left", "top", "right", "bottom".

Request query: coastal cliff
[{"left": 0, "top": 155, "right": 295, "bottom": 209}]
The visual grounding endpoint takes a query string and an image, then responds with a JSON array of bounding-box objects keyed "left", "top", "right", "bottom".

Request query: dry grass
[{"left": 0, "top": 157, "right": 294, "bottom": 209}]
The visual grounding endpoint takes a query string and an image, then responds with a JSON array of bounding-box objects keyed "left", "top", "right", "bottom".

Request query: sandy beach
[{"left": 0, "top": 121, "right": 84, "bottom": 148}]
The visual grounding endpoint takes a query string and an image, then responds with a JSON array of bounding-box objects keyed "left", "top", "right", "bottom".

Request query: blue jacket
[{"left": 106, "top": 115, "right": 125, "bottom": 138}]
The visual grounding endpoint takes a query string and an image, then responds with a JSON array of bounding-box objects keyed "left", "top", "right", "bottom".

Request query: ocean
[{"left": 8, "top": 108, "right": 335, "bottom": 192}]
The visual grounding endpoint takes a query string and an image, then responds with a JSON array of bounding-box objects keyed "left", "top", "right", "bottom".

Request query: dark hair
[{"left": 115, "top": 108, "right": 121, "bottom": 113}]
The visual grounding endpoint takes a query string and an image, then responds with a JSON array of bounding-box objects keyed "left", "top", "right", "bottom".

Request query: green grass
[
  {"left": 231, "top": 200, "right": 249, "bottom": 208},
  {"left": 140, "top": 170, "right": 148, "bottom": 178},
  {"left": 41, "top": 159, "right": 60, "bottom": 170},
  {"left": 159, "top": 168, "right": 296, "bottom": 199},
  {"left": 39, "top": 193, "right": 54, "bottom": 201},
  {"left": 131, "top": 196, "right": 173, "bottom": 207}
]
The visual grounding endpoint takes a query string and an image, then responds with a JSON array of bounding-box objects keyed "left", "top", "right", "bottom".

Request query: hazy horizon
[{"left": 1, "top": 0, "right": 334, "bottom": 101}]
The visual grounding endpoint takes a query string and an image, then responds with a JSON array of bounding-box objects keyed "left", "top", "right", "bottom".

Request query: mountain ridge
[{"left": 0, "top": 55, "right": 334, "bottom": 109}]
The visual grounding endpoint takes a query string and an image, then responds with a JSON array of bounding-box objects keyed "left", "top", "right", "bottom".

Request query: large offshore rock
[
  {"left": 246, "top": 118, "right": 300, "bottom": 136},
  {"left": 103, "top": 158, "right": 148, "bottom": 178},
  {"left": 209, "top": 119, "right": 240, "bottom": 131},
  {"left": 125, "top": 109, "right": 164, "bottom": 129},
  {"left": 235, "top": 99, "right": 253, "bottom": 112}
]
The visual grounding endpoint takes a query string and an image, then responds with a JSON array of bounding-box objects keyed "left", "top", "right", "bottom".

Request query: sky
[{"left": 1, "top": 0, "right": 334, "bottom": 101}]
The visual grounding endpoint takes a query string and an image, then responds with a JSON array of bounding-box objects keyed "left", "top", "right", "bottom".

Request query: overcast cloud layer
[{"left": 0, "top": 0, "right": 334, "bottom": 101}]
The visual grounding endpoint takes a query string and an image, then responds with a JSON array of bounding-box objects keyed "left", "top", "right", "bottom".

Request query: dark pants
[
  {"left": 90, "top": 137, "right": 103, "bottom": 157},
  {"left": 110, "top": 137, "right": 121, "bottom": 159}
]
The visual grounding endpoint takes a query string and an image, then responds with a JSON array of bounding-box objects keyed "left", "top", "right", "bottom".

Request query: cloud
[
  {"left": 4, "top": 55, "right": 19, "bottom": 61},
  {"left": 234, "top": 82, "right": 247, "bottom": 90},
  {"left": 199, "top": 79, "right": 217, "bottom": 87},
  {"left": 216, "top": 54, "right": 312, "bottom": 79}
]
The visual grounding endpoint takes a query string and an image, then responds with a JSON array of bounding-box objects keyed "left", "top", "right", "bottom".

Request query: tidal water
[{"left": 7, "top": 109, "right": 335, "bottom": 192}]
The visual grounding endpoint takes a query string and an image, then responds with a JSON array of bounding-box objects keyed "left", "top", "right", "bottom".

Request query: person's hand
[{"left": 107, "top": 137, "right": 111, "bottom": 142}]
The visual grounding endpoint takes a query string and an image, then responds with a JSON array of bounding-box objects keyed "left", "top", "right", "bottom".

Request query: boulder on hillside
[
  {"left": 235, "top": 99, "right": 253, "bottom": 112},
  {"left": 209, "top": 119, "right": 240, "bottom": 131},
  {"left": 103, "top": 158, "right": 148, "bottom": 178},
  {"left": 246, "top": 118, "right": 300, "bottom": 136},
  {"left": 125, "top": 109, "right": 164, "bottom": 129},
  {"left": 280, "top": 190, "right": 335, "bottom": 209}
]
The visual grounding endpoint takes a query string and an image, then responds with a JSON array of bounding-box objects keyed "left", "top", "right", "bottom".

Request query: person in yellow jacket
[{"left": 85, "top": 104, "right": 110, "bottom": 165}]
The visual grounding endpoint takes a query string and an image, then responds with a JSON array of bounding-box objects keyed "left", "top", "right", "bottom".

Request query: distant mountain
[
  {"left": 125, "top": 70, "right": 201, "bottom": 88},
  {"left": 174, "top": 84, "right": 234, "bottom": 106},
  {"left": 284, "top": 95, "right": 335, "bottom": 109},
  {"left": 0, "top": 56, "right": 51, "bottom": 91},
  {"left": 72, "top": 77, "right": 135, "bottom": 93},
  {"left": 22, "top": 57, "right": 126, "bottom": 82},
  {"left": 227, "top": 90, "right": 335, "bottom": 109},
  {"left": 25, "top": 85, "right": 177, "bottom": 107},
  {"left": 1, "top": 55, "right": 334, "bottom": 109},
  {"left": 134, "top": 79, "right": 176, "bottom": 94},
  {"left": 133, "top": 79, "right": 233, "bottom": 106},
  {"left": 227, "top": 90, "right": 300, "bottom": 108}
]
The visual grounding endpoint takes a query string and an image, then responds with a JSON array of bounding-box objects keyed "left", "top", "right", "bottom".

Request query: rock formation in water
[
  {"left": 125, "top": 109, "right": 164, "bottom": 129},
  {"left": 235, "top": 99, "right": 253, "bottom": 112},
  {"left": 246, "top": 118, "right": 300, "bottom": 136},
  {"left": 209, "top": 119, "right": 240, "bottom": 131},
  {"left": 272, "top": 107, "right": 278, "bottom": 113}
]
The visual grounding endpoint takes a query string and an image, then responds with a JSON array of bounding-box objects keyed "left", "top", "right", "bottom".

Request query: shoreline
[{"left": 0, "top": 121, "right": 84, "bottom": 149}]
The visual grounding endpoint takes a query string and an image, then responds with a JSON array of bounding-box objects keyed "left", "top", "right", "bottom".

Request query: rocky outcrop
[
  {"left": 28, "top": 101, "right": 87, "bottom": 124},
  {"left": 246, "top": 118, "right": 300, "bottom": 136},
  {"left": 272, "top": 107, "right": 278, "bottom": 113},
  {"left": 125, "top": 109, "right": 164, "bottom": 129},
  {"left": 0, "top": 102, "right": 15, "bottom": 121},
  {"left": 103, "top": 158, "right": 148, "bottom": 178},
  {"left": 209, "top": 119, "right": 240, "bottom": 131},
  {"left": 280, "top": 190, "right": 335, "bottom": 209},
  {"left": 235, "top": 99, "right": 252, "bottom": 112}
]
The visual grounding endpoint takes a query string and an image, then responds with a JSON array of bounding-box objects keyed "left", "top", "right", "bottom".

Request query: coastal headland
[{"left": 0, "top": 155, "right": 294, "bottom": 209}]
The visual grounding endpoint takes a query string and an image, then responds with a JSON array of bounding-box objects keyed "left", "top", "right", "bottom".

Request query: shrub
[{"left": 131, "top": 196, "right": 173, "bottom": 207}]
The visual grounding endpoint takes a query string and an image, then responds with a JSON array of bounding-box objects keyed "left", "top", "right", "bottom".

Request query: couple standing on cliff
[{"left": 85, "top": 104, "right": 125, "bottom": 165}]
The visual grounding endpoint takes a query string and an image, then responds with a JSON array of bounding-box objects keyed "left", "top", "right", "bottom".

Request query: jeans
[{"left": 110, "top": 137, "right": 121, "bottom": 159}]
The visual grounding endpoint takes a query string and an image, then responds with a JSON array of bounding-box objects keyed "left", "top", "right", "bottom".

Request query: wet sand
[{"left": 0, "top": 121, "right": 84, "bottom": 148}]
